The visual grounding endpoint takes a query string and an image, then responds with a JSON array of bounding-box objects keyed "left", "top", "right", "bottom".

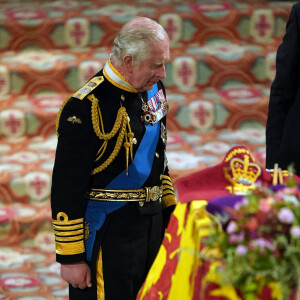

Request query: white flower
[
  {"left": 236, "top": 244, "right": 248, "bottom": 255},
  {"left": 290, "top": 226, "right": 300, "bottom": 238},
  {"left": 277, "top": 208, "right": 294, "bottom": 224},
  {"left": 283, "top": 195, "right": 299, "bottom": 206},
  {"left": 226, "top": 221, "right": 237, "bottom": 234}
]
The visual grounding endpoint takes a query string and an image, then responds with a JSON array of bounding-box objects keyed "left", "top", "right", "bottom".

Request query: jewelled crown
[{"left": 223, "top": 146, "right": 261, "bottom": 194}]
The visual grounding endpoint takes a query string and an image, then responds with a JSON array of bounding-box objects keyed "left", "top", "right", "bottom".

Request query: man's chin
[
  {"left": 145, "top": 83, "right": 155, "bottom": 91},
  {"left": 138, "top": 86, "right": 152, "bottom": 92},
  {"left": 137, "top": 82, "right": 158, "bottom": 92}
]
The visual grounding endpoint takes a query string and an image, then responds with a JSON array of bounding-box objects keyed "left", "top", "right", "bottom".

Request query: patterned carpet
[{"left": 0, "top": 0, "right": 294, "bottom": 298}]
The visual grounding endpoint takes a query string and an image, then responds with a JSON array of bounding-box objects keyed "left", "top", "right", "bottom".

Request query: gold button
[
  {"left": 121, "top": 95, "right": 125, "bottom": 101},
  {"left": 155, "top": 152, "right": 159, "bottom": 158},
  {"left": 132, "top": 138, "right": 137, "bottom": 144}
]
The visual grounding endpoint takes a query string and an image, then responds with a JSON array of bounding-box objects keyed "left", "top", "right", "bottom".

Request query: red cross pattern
[
  {"left": 36, "top": 232, "right": 54, "bottom": 248},
  {"left": 164, "top": 18, "right": 178, "bottom": 41},
  {"left": 0, "top": 76, "right": 7, "bottom": 93},
  {"left": 29, "top": 175, "right": 47, "bottom": 197},
  {"left": 4, "top": 113, "right": 21, "bottom": 135},
  {"left": 255, "top": 14, "right": 272, "bottom": 37},
  {"left": 194, "top": 103, "right": 211, "bottom": 127},
  {"left": 70, "top": 21, "right": 86, "bottom": 46},
  {"left": 42, "top": 235, "right": 53, "bottom": 246},
  {"left": 178, "top": 60, "right": 193, "bottom": 86}
]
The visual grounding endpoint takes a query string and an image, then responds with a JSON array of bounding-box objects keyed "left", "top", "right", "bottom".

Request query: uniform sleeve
[
  {"left": 266, "top": 3, "right": 300, "bottom": 169},
  {"left": 161, "top": 176, "right": 177, "bottom": 209},
  {"left": 51, "top": 97, "right": 99, "bottom": 264},
  {"left": 159, "top": 86, "right": 177, "bottom": 209}
]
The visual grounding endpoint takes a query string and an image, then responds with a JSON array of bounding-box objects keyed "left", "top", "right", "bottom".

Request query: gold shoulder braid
[{"left": 88, "top": 94, "right": 134, "bottom": 176}]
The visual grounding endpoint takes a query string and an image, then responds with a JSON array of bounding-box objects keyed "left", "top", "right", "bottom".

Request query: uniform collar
[{"left": 103, "top": 56, "right": 138, "bottom": 93}]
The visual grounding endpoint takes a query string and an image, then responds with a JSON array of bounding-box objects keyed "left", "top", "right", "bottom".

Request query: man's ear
[{"left": 123, "top": 55, "right": 134, "bottom": 73}]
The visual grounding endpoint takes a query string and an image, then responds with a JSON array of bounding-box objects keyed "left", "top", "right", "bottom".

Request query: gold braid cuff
[
  {"left": 52, "top": 212, "right": 85, "bottom": 256},
  {"left": 89, "top": 94, "right": 134, "bottom": 175},
  {"left": 161, "top": 175, "right": 177, "bottom": 209}
]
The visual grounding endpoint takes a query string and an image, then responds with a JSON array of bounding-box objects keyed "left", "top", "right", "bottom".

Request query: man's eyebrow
[{"left": 155, "top": 58, "right": 169, "bottom": 66}]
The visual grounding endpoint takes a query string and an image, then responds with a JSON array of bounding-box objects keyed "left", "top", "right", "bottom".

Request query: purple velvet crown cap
[{"left": 206, "top": 195, "right": 244, "bottom": 218}]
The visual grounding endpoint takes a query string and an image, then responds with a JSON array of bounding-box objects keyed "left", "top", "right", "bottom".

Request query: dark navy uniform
[
  {"left": 51, "top": 58, "right": 177, "bottom": 299},
  {"left": 266, "top": 2, "right": 300, "bottom": 175}
]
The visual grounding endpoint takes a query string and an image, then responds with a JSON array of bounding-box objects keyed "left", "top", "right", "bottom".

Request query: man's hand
[{"left": 60, "top": 262, "right": 92, "bottom": 289}]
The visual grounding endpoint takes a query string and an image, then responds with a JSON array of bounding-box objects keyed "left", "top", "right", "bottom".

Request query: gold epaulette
[
  {"left": 55, "top": 76, "right": 104, "bottom": 137},
  {"left": 73, "top": 76, "right": 104, "bottom": 100},
  {"left": 52, "top": 212, "right": 86, "bottom": 256},
  {"left": 161, "top": 175, "right": 177, "bottom": 209}
]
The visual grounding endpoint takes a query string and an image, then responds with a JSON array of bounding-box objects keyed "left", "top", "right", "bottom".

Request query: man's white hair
[{"left": 112, "top": 17, "right": 169, "bottom": 67}]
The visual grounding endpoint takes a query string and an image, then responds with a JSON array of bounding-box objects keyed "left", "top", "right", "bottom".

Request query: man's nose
[{"left": 157, "top": 65, "right": 166, "bottom": 79}]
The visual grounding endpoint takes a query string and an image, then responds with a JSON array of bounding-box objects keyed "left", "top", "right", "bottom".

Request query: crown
[{"left": 224, "top": 154, "right": 261, "bottom": 195}]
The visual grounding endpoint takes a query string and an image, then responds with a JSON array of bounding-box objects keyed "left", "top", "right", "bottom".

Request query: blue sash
[{"left": 84, "top": 84, "right": 160, "bottom": 261}]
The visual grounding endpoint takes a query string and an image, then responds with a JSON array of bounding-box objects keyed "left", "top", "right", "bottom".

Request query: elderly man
[{"left": 51, "top": 16, "right": 177, "bottom": 299}]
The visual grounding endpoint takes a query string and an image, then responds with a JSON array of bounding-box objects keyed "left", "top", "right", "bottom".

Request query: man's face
[{"left": 130, "top": 39, "right": 169, "bottom": 92}]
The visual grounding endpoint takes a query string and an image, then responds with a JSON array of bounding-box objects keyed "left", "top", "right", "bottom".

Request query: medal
[{"left": 140, "top": 89, "right": 169, "bottom": 125}]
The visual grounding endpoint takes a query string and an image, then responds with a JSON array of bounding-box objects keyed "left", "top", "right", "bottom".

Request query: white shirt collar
[{"left": 103, "top": 56, "right": 138, "bottom": 93}]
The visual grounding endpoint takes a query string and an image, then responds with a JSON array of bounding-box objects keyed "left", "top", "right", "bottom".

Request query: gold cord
[
  {"left": 90, "top": 94, "right": 127, "bottom": 140},
  {"left": 88, "top": 94, "right": 134, "bottom": 175},
  {"left": 127, "top": 120, "right": 134, "bottom": 161},
  {"left": 56, "top": 94, "right": 134, "bottom": 175}
]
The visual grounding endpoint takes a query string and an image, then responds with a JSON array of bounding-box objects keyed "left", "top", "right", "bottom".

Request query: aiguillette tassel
[{"left": 124, "top": 142, "right": 130, "bottom": 176}]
